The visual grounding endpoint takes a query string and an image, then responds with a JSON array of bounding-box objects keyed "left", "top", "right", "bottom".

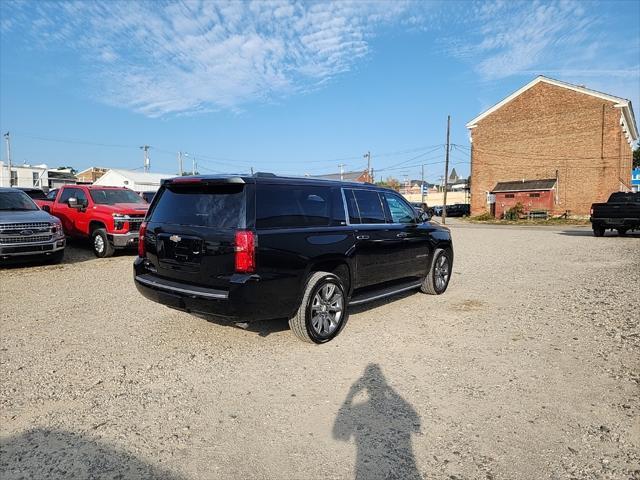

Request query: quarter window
[
  {"left": 383, "top": 193, "right": 416, "bottom": 224},
  {"left": 256, "top": 184, "right": 332, "bottom": 229}
]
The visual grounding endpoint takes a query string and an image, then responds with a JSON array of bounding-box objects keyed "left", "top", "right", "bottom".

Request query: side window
[
  {"left": 383, "top": 193, "right": 416, "bottom": 224},
  {"left": 74, "top": 189, "right": 88, "bottom": 205},
  {"left": 352, "top": 189, "right": 386, "bottom": 224},
  {"left": 344, "top": 189, "right": 361, "bottom": 224},
  {"left": 256, "top": 184, "right": 332, "bottom": 229},
  {"left": 58, "top": 188, "right": 78, "bottom": 204}
]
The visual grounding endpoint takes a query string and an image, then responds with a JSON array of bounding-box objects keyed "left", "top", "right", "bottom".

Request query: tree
[
  {"left": 57, "top": 166, "right": 77, "bottom": 174},
  {"left": 376, "top": 176, "right": 400, "bottom": 191},
  {"left": 633, "top": 145, "right": 639, "bottom": 168}
]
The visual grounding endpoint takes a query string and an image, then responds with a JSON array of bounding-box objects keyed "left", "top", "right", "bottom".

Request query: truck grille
[
  {"left": 127, "top": 218, "right": 144, "bottom": 232},
  {"left": 1, "top": 235, "right": 53, "bottom": 244},
  {"left": 0, "top": 222, "right": 52, "bottom": 233}
]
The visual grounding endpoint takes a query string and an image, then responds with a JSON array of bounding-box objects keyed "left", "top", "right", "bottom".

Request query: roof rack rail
[{"left": 254, "top": 172, "right": 277, "bottom": 177}]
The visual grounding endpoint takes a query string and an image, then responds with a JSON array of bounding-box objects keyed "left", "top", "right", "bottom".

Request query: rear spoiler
[{"left": 162, "top": 176, "right": 246, "bottom": 186}]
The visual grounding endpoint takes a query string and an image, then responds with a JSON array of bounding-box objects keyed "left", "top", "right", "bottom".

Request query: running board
[{"left": 349, "top": 281, "right": 422, "bottom": 306}]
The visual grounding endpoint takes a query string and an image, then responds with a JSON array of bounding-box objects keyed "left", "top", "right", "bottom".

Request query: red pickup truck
[{"left": 36, "top": 185, "right": 148, "bottom": 257}]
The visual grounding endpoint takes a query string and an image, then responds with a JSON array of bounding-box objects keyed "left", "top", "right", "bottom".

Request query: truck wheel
[
  {"left": 92, "top": 228, "right": 115, "bottom": 258},
  {"left": 617, "top": 228, "right": 628, "bottom": 237},
  {"left": 48, "top": 250, "right": 64, "bottom": 264},
  {"left": 593, "top": 227, "right": 605, "bottom": 237},
  {"left": 421, "top": 248, "right": 452, "bottom": 295},
  {"left": 289, "top": 271, "right": 348, "bottom": 344}
]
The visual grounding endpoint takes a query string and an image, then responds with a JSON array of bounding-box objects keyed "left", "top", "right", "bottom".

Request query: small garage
[{"left": 491, "top": 179, "right": 557, "bottom": 219}]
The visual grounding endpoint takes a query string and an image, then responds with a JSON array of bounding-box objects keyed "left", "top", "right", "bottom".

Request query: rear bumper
[
  {"left": 0, "top": 238, "right": 65, "bottom": 259},
  {"left": 110, "top": 231, "right": 139, "bottom": 248},
  {"left": 133, "top": 258, "right": 294, "bottom": 322},
  {"left": 590, "top": 218, "right": 640, "bottom": 228}
]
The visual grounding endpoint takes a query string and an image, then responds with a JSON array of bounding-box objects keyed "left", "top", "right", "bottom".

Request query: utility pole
[
  {"left": 192, "top": 155, "right": 197, "bottom": 175},
  {"left": 364, "top": 151, "right": 371, "bottom": 181},
  {"left": 338, "top": 163, "right": 345, "bottom": 181},
  {"left": 177, "top": 151, "right": 183, "bottom": 176},
  {"left": 4, "top": 132, "right": 12, "bottom": 186},
  {"left": 442, "top": 115, "right": 451, "bottom": 225},
  {"left": 421, "top": 163, "right": 425, "bottom": 204},
  {"left": 140, "top": 145, "right": 150, "bottom": 173}
]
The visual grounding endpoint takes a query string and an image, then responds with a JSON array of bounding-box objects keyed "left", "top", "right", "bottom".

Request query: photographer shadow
[{"left": 333, "top": 364, "right": 422, "bottom": 480}]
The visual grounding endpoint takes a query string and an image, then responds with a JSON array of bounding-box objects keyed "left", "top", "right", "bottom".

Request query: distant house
[
  {"left": 466, "top": 76, "right": 638, "bottom": 216},
  {"left": 0, "top": 162, "right": 77, "bottom": 189},
  {"left": 47, "top": 168, "right": 78, "bottom": 189},
  {"left": 93, "top": 169, "right": 174, "bottom": 192},
  {"left": 491, "top": 179, "right": 557, "bottom": 218},
  {"left": 0, "top": 162, "right": 47, "bottom": 188},
  {"left": 309, "top": 169, "right": 372, "bottom": 183},
  {"left": 76, "top": 167, "right": 108, "bottom": 183},
  {"left": 632, "top": 167, "right": 640, "bottom": 192}
]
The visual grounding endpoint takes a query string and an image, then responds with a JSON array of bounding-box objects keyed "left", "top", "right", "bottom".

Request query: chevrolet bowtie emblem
[{"left": 169, "top": 235, "right": 181, "bottom": 243}]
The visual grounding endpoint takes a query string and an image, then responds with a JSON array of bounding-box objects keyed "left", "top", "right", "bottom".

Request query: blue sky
[{"left": 1, "top": 0, "right": 639, "bottom": 184}]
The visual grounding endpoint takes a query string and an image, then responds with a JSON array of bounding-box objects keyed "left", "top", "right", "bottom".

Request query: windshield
[
  {"left": 89, "top": 189, "right": 147, "bottom": 205},
  {"left": 0, "top": 190, "right": 39, "bottom": 211}
]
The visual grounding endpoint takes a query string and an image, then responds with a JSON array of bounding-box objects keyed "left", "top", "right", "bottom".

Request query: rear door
[
  {"left": 143, "top": 181, "right": 247, "bottom": 289},
  {"left": 345, "top": 188, "right": 401, "bottom": 288}
]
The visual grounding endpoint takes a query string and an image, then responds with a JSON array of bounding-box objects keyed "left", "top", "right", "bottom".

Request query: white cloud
[{"left": 2, "top": 0, "right": 417, "bottom": 116}]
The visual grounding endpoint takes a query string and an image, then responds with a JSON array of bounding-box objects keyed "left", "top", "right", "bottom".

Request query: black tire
[
  {"left": 289, "top": 271, "right": 348, "bottom": 344},
  {"left": 91, "top": 228, "right": 115, "bottom": 258},
  {"left": 617, "top": 228, "right": 628, "bottom": 237},
  {"left": 593, "top": 227, "right": 605, "bottom": 237},
  {"left": 421, "top": 248, "right": 452, "bottom": 295},
  {"left": 48, "top": 250, "right": 64, "bottom": 264}
]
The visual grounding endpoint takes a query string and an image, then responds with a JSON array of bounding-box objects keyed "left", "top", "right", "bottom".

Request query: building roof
[
  {"left": 466, "top": 76, "right": 638, "bottom": 144},
  {"left": 76, "top": 166, "right": 108, "bottom": 175},
  {"left": 97, "top": 169, "right": 174, "bottom": 185},
  {"left": 309, "top": 170, "right": 368, "bottom": 182},
  {"left": 492, "top": 179, "right": 557, "bottom": 193}
]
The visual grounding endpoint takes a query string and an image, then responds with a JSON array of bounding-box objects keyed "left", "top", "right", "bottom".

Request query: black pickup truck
[{"left": 590, "top": 192, "right": 640, "bottom": 237}]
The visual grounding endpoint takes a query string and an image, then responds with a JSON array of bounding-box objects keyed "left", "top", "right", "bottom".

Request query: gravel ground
[{"left": 1, "top": 224, "right": 638, "bottom": 480}]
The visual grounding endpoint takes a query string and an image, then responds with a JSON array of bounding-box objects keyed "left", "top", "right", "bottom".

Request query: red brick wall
[
  {"left": 470, "top": 82, "right": 634, "bottom": 216},
  {"left": 493, "top": 190, "right": 555, "bottom": 218}
]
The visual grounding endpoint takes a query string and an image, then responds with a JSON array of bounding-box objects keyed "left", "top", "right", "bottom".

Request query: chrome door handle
[
  {"left": 356, "top": 235, "right": 370, "bottom": 240},
  {"left": 396, "top": 232, "right": 409, "bottom": 238}
]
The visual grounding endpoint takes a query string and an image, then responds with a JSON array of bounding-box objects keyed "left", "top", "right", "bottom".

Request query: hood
[
  {"left": 0, "top": 209, "right": 59, "bottom": 224},
  {"left": 93, "top": 203, "right": 149, "bottom": 215}
]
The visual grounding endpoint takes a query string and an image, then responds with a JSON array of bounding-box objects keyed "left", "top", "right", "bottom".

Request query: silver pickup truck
[{"left": 0, "top": 187, "right": 66, "bottom": 263}]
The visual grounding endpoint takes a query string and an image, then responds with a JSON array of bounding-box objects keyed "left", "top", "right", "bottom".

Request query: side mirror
[
  {"left": 419, "top": 211, "right": 431, "bottom": 223},
  {"left": 68, "top": 197, "right": 79, "bottom": 208}
]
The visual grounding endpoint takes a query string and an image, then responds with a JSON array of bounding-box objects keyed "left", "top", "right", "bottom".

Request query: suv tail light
[
  {"left": 235, "top": 230, "right": 255, "bottom": 273},
  {"left": 138, "top": 221, "right": 147, "bottom": 257}
]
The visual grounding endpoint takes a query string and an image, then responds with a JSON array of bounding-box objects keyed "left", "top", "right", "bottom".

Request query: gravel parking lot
[{"left": 1, "top": 223, "right": 638, "bottom": 480}]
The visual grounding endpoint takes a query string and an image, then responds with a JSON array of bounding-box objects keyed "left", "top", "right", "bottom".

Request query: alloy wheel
[
  {"left": 310, "top": 283, "right": 344, "bottom": 337},
  {"left": 434, "top": 254, "right": 450, "bottom": 291}
]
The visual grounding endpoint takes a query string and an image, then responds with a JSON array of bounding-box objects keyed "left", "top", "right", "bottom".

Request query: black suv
[{"left": 134, "top": 174, "right": 453, "bottom": 343}]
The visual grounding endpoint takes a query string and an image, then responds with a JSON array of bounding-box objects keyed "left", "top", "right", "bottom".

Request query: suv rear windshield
[{"left": 150, "top": 184, "right": 245, "bottom": 229}]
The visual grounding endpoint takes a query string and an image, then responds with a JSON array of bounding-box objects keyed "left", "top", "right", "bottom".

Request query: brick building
[{"left": 466, "top": 76, "right": 638, "bottom": 216}]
